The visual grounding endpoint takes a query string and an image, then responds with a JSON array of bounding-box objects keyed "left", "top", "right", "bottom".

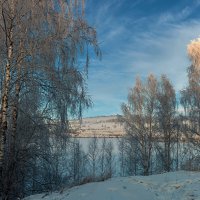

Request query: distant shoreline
[{"left": 71, "top": 135, "right": 122, "bottom": 138}]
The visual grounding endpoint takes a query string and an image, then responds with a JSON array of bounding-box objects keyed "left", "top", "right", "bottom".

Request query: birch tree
[
  {"left": 180, "top": 38, "right": 200, "bottom": 167},
  {"left": 156, "top": 75, "right": 176, "bottom": 172},
  {"left": 88, "top": 136, "right": 99, "bottom": 179},
  {"left": 0, "top": 0, "right": 100, "bottom": 198},
  {"left": 121, "top": 75, "right": 157, "bottom": 176}
]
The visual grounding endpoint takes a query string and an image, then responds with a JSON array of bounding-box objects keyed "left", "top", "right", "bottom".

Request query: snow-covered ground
[
  {"left": 24, "top": 171, "right": 200, "bottom": 200},
  {"left": 70, "top": 115, "right": 125, "bottom": 137}
]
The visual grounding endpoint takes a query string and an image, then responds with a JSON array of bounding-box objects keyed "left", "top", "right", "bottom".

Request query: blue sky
[{"left": 82, "top": 0, "right": 200, "bottom": 117}]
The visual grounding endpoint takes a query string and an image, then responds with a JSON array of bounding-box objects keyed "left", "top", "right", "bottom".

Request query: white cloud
[
  {"left": 158, "top": 6, "right": 192, "bottom": 24},
  {"left": 84, "top": 1, "right": 200, "bottom": 117}
]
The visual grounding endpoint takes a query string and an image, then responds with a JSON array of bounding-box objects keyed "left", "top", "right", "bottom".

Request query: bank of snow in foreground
[{"left": 24, "top": 171, "right": 200, "bottom": 200}]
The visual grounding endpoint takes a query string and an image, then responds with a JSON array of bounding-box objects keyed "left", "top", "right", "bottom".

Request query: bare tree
[
  {"left": 179, "top": 38, "right": 200, "bottom": 170},
  {"left": 156, "top": 75, "right": 176, "bottom": 172},
  {"left": 88, "top": 136, "right": 99, "bottom": 179},
  {"left": 104, "top": 140, "right": 114, "bottom": 178},
  {"left": 143, "top": 74, "right": 158, "bottom": 174},
  {"left": 0, "top": 0, "right": 100, "bottom": 198},
  {"left": 99, "top": 137, "right": 107, "bottom": 177},
  {"left": 120, "top": 75, "right": 157, "bottom": 175},
  {"left": 118, "top": 137, "right": 126, "bottom": 176},
  {"left": 68, "top": 139, "right": 88, "bottom": 185}
]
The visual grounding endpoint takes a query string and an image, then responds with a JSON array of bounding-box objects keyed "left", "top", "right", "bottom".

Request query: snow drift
[{"left": 24, "top": 171, "right": 200, "bottom": 200}]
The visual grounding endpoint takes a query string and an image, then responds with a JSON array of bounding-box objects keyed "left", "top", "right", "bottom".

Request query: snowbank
[{"left": 24, "top": 171, "right": 200, "bottom": 200}]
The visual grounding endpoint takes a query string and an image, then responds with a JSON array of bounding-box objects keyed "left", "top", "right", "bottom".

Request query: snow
[
  {"left": 70, "top": 115, "right": 125, "bottom": 137},
  {"left": 23, "top": 171, "right": 200, "bottom": 200}
]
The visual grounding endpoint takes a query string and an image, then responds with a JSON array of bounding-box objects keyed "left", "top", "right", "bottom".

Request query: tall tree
[
  {"left": 156, "top": 75, "right": 176, "bottom": 172},
  {"left": 180, "top": 38, "right": 200, "bottom": 150},
  {"left": 143, "top": 74, "right": 158, "bottom": 174},
  {"left": 88, "top": 136, "right": 99, "bottom": 179},
  {"left": 0, "top": 0, "right": 100, "bottom": 198},
  {"left": 121, "top": 75, "right": 157, "bottom": 175}
]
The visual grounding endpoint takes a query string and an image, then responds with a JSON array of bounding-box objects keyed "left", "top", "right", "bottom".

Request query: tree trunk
[
  {"left": 0, "top": 1, "right": 14, "bottom": 199},
  {"left": 1, "top": 41, "right": 13, "bottom": 200},
  {"left": 11, "top": 64, "right": 21, "bottom": 158},
  {"left": 0, "top": 48, "right": 12, "bottom": 169}
]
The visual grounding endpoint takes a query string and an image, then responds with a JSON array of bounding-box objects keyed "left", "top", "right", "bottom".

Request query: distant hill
[{"left": 69, "top": 115, "right": 125, "bottom": 137}]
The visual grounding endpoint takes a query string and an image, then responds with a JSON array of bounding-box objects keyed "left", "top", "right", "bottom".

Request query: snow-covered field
[
  {"left": 24, "top": 171, "right": 200, "bottom": 200},
  {"left": 70, "top": 115, "right": 125, "bottom": 137}
]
